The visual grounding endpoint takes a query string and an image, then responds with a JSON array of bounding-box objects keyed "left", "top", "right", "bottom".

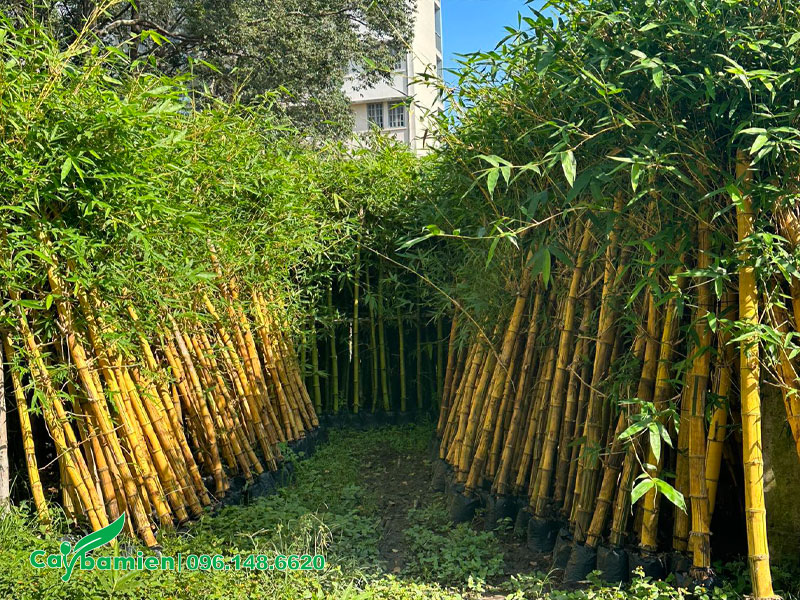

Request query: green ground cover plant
[{"left": 0, "top": 425, "right": 755, "bottom": 600}]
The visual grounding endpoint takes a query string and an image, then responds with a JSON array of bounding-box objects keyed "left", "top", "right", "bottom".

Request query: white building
[{"left": 343, "top": 0, "right": 444, "bottom": 155}]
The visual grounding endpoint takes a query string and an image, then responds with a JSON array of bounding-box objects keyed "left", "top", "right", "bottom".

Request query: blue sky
[{"left": 441, "top": 0, "right": 545, "bottom": 86}]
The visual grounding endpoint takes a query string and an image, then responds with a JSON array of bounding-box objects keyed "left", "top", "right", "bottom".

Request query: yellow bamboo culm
[
  {"left": 169, "top": 315, "right": 227, "bottom": 496},
  {"left": 534, "top": 226, "right": 592, "bottom": 516},
  {"left": 688, "top": 217, "right": 713, "bottom": 573},
  {"left": 464, "top": 251, "right": 534, "bottom": 493},
  {"left": 438, "top": 313, "right": 460, "bottom": 436},
  {"left": 638, "top": 263, "right": 687, "bottom": 552},
  {"left": 10, "top": 298, "right": 110, "bottom": 534},
  {"left": 4, "top": 333, "right": 50, "bottom": 527},
  {"left": 494, "top": 289, "right": 544, "bottom": 496},
  {"left": 573, "top": 193, "right": 625, "bottom": 542},
  {"left": 735, "top": 151, "right": 776, "bottom": 600},
  {"left": 127, "top": 306, "right": 211, "bottom": 508},
  {"left": 706, "top": 292, "right": 736, "bottom": 519},
  {"left": 585, "top": 269, "right": 660, "bottom": 549}
]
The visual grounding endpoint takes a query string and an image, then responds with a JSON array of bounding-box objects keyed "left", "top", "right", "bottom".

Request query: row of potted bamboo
[
  {"left": 306, "top": 272, "right": 447, "bottom": 420},
  {"left": 5, "top": 239, "right": 317, "bottom": 546},
  {"left": 435, "top": 177, "right": 796, "bottom": 592}
]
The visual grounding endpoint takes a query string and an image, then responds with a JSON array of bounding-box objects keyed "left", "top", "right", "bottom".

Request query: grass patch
[{"left": 0, "top": 424, "right": 759, "bottom": 599}]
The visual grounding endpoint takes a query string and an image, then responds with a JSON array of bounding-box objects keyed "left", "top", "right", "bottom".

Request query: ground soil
[
  {"left": 359, "top": 430, "right": 547, "bottom": 587},
  {"left": 361, "top": 441, "right": 432, "bottom": 574}
]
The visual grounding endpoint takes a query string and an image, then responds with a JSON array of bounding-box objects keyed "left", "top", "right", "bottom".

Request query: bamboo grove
[
  {"left": 0, "top": 18, "right": 419, "bottom": 546},
  {"left": 294, "top": 151, "right": 447, "bottom": 423},
  {"left": 423, "top": 1, "right": 800, "bottom": 597},
  {"left": 6, "top": 1, "right": 800, "bottom": 598},
  {"left": 309, "top": 259, "right": 450, "bottom": 423}
]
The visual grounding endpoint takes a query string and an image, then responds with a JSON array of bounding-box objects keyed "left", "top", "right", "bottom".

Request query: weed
[{"left": 403, "top": 498, "right": 504, "bottom": 585}]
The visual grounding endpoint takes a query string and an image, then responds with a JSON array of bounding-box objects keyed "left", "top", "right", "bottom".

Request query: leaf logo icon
[{"left": 61, "top": 514, "right": 126, "bottom": 582}]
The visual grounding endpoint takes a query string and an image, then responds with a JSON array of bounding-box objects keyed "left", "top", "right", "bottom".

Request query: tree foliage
[{"left": 2, "top": 0, "right": 416, "bottom": 134}]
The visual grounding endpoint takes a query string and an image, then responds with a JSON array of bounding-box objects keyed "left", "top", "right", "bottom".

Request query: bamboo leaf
[
  {"left": 619, "top": 421, "right": 647, "bottom": 441},
  {"left": 652, "top": 66, "right": 664, "bottom": 89},
  {"left": 487, "top": 168, "right": 500, "bottom": 197},
  {"left": 561, "top": 150, "right": 576, "bottom": 187},
  {"left": 655, "top": 479, "right": 687, "bottom": 513},
  {"left": 631, "top": 162, "right": 641, "bottom": 191},
  {"left": 486, "top": 235, "right": 500, "bottom": 267},
  {"left": 750, "top": 134, "right": 769, "bottom": 155},
  {"left": 631, "top": 479, "right": 655, "bottom": 505},
  {"left": 60, "top": 157, "right": 73, "bottom": 182},
  {"left": 648, "top": 423, "right": 661, "bottom": 463}
]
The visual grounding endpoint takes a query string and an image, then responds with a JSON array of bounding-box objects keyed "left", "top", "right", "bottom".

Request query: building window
[
  {"left": 437, "top": 57, "right": 443, "bottom": 80},
  {"left": 393, "top": 53, "right": 406, "bottom": 72},
  {"left": 435, "top": 4, "right": 442, "bottom": 54},
  {"left": 388, "top": 103, "right": 406, "bottom": 128},
  {"left": 367, "top": 102, "right": 384, "bottom": 128}
]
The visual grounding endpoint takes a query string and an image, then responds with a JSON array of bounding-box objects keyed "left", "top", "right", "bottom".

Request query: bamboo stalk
[
  {"left": 31, "top": 251, "right": 156, "bottom": 543},
  {"left": 127, "top": 306, "right": 211, "bottom": 506},
  {"left": 534, "top": 226, "right": 593, "bottom": 516},
  {"left": 465, "top": 255, "right": 534, "bottom": 492},
  {"left": 706, "top": 292, "right": 736, "bottom": 521},
  {"left": 397, "top": 312, "right": 407, "bottom": 413},
  {"left": 573, "top": 194, "right": 625, "bottom": 542},
  {"left": 494, "top": 289, "right": 543, "bottom": 494},
  {"left": 377, "top": 269, "right": 390, "bottom": 412},
  {"left": 328, "top": 286, "right": 339, "bottom": 413},
  {"left": 311, "top": 325, "right": 322, "bottom": 414},
  {"left": 4, "top": 333, "right": 50, "bottom": 526},
  {"left": 205, "top": 294, "right": 278, "bottom": 461},
  {"left": 11, "top": 301, "right": 110, "bottom": 534},
  {"left": 585, "top": 273, "right": 659, "bottom": 548},
  {"left": 438, "top": 312, "right": 460, "bottom": 435},
  {"left": 436, "top": 316, "right": 444, "bottom": 410},
  {"left": 416, "top": 304, "right": 423, "bottom": 411},
  {"left": 688, "top": 218, "right": 713, "bottom": 571},
  {"left": 554, "top": 293, "right": 592, "bottom": 505},
  {"left": 516, "top": 344, "right": 555, "bottom": 494},
  {"left": 735, "top": 152, "right": 775, "bottom": 599},
  {"left": 638, "top": 263, "right": 688, "bottom": 551},
  {"left": 170, "top": 316, "right": 226, "bottom": 495},
  {"left": 353, "top": 248, "right": 361, "bottom": 414},
  {"left": 367, "top": 270, "right": 380, "bottom": 413}
]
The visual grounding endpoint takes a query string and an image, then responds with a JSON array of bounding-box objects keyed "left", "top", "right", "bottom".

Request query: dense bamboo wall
[
  {"left": 4, "top": 244, "right": 318, "bottom": 546},
  {"left": 434, "top": 198, "right": 800, "bottom": 587}
]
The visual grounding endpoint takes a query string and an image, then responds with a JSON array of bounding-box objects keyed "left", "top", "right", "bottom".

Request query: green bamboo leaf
[
  {"left": 631, "top": 162, "right": 641, "bottom": 191},
  {"left": 542, "top": 248, "right": 551, "bottom": 286},
  {"left": 655, "top": 479, "right": 687, "bottom": 513},
  {"left": 631, "top": 479, "right": 654, "bottom": 505},
  {"left": 750, "top": 134, "right": 769, "bottom": 155},
  {"left": 652, "top": 65, "right": 664, "bottom": 89},
  {"left": 648, "top": 423, "right": 661, "bottom": 463},
  {"left": 486, "top": 236, "right": 500, "bottom": 267},
  {"left": 60, "top": 157, "right": 73, "bottom": 182},
  {"left": 561, "top": 150, "right": 576, "bottom": 187},
  {"left": 619, "top": 420, "right": 647, "bottom": 441},
  {"left": 486, "top": 168, "right": 500, "bottom": 197}
]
